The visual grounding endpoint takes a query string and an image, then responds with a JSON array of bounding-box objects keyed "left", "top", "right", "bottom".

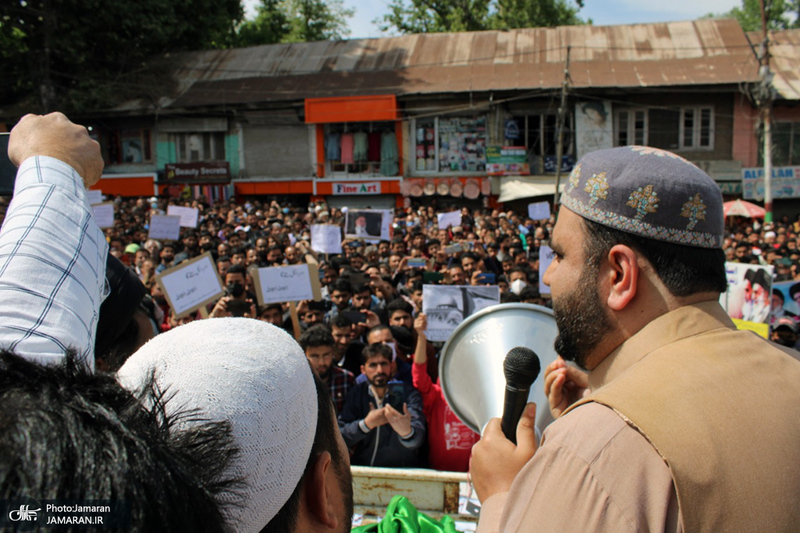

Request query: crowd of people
[{"left": 4, "top": 113, "right": 800, "bottom": 533}]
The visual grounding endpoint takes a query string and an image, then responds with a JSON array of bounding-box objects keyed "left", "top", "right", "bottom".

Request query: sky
[{"left": 243, "top": 0, "right": 745, "bottom": 39}]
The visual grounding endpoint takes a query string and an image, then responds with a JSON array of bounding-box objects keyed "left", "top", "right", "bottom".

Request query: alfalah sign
[
  {"left": 164, "top": 162, "right": 231, "bottom": 183},
  {"left": 332, "top": 182, "right": 382, "bottom": 195}
]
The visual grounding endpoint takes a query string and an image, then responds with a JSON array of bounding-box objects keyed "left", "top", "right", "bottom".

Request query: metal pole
[
  {"left": 760, "top": 0, "right": 774, "bottom": 223},
  {"left": 553, "top": 46, "right": 571, "bottom": 209}
]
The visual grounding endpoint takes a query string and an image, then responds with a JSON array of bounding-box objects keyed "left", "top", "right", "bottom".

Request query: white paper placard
[
  {"left": 422, "top": 285, "right": 499, "bottom": 342},
  {"left": 156, "top": 253, "right": 224, "bottom": 318},
  {"left": 86, "top": 189, "right": 103, "bottom": 205},
  {"left": 437, "top": 211, "right": 462, "bottom": 229},
  {"left": 311, "top": 224, "right": 342, "bottom": 254},
  {"left": 92, "top": 202, "right": 115, "bottom": 229},
  {"left": 538, "top": 245, "right": 554, "bottom": 295},
  {"left": 148, "top": 215, "right": 182, "bottom": 241},
  {"left": 167, "top": 205, "right": 199, "bottom": 228},
  {"left": 527, "top": 201, "right": 551, "bottom": 220},
  {"left": 254, "top": 264, "right": 322, "bottom": 305}
]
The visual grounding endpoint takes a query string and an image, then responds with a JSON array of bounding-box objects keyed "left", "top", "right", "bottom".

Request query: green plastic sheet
[{"left": 352, "top": 495, "right": 459, "bottom": 533}]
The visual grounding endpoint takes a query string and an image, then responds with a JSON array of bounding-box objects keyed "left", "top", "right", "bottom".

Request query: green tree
[
  {"left": 377, "top": 0, "right": 584, "bottom": 34},
  {"left": 235, "top": 0, "right": 291, "bottom": 46},
  {"left": 705, "top": 0, "right": 799, "bottom": 31},
  {"left": 283, "top": 0, "right": 354, "bottom": 42},
  {"left": 0, "top": 0, "right": 243, "bottom": 114}
]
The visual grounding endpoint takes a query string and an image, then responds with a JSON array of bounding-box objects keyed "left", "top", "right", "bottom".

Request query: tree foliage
[
  {"left": 377, "top": 0, "right": 584, "bottom": 34},
  {"left": 705, "top": 0, "right": 799, "bottom": 31},
  {"left": 0, "top": 0, "right": 243, "bottom": 114},
  {"left": 233, "top": 0, "right": 354, "bottom": 46}
]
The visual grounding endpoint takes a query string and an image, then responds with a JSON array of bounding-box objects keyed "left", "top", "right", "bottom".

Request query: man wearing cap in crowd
[{"left": 471, "top": 146, "right": 800, "bottom": 531}]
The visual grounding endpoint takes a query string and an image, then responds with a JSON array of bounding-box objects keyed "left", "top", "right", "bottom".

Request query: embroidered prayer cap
[
  {"left": 560, "top": 146, "right": 723, "bottom": 249},
  {"left": 116, "top": 318, "right": 317, "bottom": 532}
]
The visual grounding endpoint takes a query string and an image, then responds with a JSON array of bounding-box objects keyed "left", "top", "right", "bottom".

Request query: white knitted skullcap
[{"left": 116, "top": 318, "right": 317, "bottom": 532}]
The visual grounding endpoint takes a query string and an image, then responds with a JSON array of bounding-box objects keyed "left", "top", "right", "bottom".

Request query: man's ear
[
  {"left": 303, "top": 451, "right": 339, "bottom": 529},
  {"left": 604, "top": 244, "right": 639, "bottom": 311}
]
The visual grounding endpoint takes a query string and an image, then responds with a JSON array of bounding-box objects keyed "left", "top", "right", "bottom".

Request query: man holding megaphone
[{"left": 471, "top": 147, "right": 800, "bottom": 532}]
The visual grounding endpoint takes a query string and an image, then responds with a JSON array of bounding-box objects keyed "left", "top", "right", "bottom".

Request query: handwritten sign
[
  {"left": 437, "top": 211, "right": 462, "bottom": 229},
  {"left": 86, "top": 189, "right": 103, "bottom": 205},
  {"left": 156, "top": 252, "right": 224, "bottom": 318},
  {"left": 148, "top": 214, "right": 181, "bottom": 241},
  {"left": 311, "top": 224, "right": 342, "bottom": 254},
  {"left": 167, "top": 205, "right": 199, "bottom": 228},
  {"left": 92, "top": 202, "right": 115, "bottom": 229},
  {"left": 527, "top": 201, "right": 550, "bottom": 221},
  {"left": 253, "top": 264, "right": 322, "bottom": 305},
  {"left": 538, "top": 245, "right": 554, "bottom": 295}
]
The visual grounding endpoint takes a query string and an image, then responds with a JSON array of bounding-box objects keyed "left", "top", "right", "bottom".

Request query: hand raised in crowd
[
  {"left": 471, "top": 403, "right": 538, "bottom": 503},
  {"left": 358, "top": 310, "right": 381, "bottom": 330},
  {"left": 209, "top": 296, "right": 232, "bottom": 318},
  {"left": 364, "top": 401, "right": 388, "bottom": 430},
  {"left": 9, "top": 112, "right": 103, "bottom": 187},
  {"left": 544, "top": 356, "right": 590, "bottom": 419},
  {"left": 384, "top": 402, "right": 413, "bottom": 438},
  {"left": 413, "top": 313, "right": 427, "bottom": 335}
]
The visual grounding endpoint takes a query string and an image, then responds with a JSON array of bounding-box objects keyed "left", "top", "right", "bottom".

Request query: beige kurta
[{"left": 477, "top": 301, "right": 800, "bottom": 532}]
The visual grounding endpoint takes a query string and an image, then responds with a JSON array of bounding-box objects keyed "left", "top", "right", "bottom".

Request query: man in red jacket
[{"left": 411, "top": 314, "right": 478, "bottom": 471}]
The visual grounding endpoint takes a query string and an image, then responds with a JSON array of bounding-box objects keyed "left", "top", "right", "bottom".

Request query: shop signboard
[
  {"left": 486, "top": 146, "right": 529, "bottom": 176},
  {"left": 164, "top": 162, "right": 230, "bottom": 183},
  {"left": 742, "top": 166, "right": 800, "bottom": 200}
]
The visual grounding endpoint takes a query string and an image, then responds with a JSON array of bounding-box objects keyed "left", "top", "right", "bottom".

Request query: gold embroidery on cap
[
  {"left": 680, "top": 193, "right": 706, "bottom": 230},
  {"left": 566, "top": 164, "right": 582, "bottom": 194},
  {"left": 627, "top": 185, "right": 659, "bottom": 220},
  {"left": 584, "top": 172, "right": 609, "bottom": 206}
]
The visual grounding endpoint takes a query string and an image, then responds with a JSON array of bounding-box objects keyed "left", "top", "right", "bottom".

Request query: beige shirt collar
[{"left": 588, "top": 300, "right": 735, "bottom": 392}]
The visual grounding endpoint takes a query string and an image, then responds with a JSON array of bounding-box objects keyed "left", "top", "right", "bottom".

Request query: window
[
  {"left": 171, "top": 132, "right": 226, "bottom": 162},
  {"left": 614, "top": 106, "right": 714, "bottom": 151},
  {"left": 505, "top": 113, "right": 574, "bottom": 174},
  {"left": 616, "top": 109, "right": 646, "bottom": 146},
  {"left": 102, "top": 128, "right": 152, "bottom": 164},
  {"left": 324, "top": 122, "right": 397, "bottom": 177},
  {"left": 413, "top": 115, "right": 487, "bottom": 174},
  {"left": 769, "top": 122, "right": 800, "bottom": 166}
]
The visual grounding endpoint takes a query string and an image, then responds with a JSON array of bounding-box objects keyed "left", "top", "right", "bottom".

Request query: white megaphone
[{"left": 438, "top": 303, "right": 560, "bottom": 435}]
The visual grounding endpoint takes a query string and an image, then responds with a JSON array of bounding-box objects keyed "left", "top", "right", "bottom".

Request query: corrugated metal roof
[
  {"left": 149, "top": 19, "right": 760, "bottom": 109},
  {"left": 748, "top": 29, "right": 800, "bottom": 101}
]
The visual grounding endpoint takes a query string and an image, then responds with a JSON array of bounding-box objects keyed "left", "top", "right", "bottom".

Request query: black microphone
[{"left": 501, "top": 347, "right": 541, "bottom": 444}]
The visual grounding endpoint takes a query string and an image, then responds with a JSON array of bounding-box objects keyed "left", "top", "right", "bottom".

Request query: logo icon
[{"left": 9, "top": 504, "right": 41, "bottom": 522}]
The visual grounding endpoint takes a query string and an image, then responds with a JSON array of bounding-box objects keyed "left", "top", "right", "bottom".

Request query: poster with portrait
[
  {"left": 344, "top": 209, "right": 390, "bottom": 241},
  {"left": 422, "top": 285, "right": 500, "bottom": 342},
  {"left": 720, "top": 262, "right": 774, "bottom": 336},
  {"left": 772, "top": 280, "right": 800, "bottom": 322},
  {"left": 575, "top": 100, "right": 613, "bottom": 158}
]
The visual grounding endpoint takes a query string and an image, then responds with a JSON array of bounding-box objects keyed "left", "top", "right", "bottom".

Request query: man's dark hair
[
  {"left": 217, "top": 255, "right": 232, "bottom": 264},
  {"left": 331, "top": 278, "right": 353, "bottom": 295},
  {"left": 361, "top": 342, "right": 393, "bottom": 365},
  {"left": 298, "top": 325, "right": 335, "bottom": 351},
  {"left": 386, "top": 298, "right": 413, "bottom": 317},
  {"left": 226, "top": 263, "right": 247, "bottom": 276},
  {"left": 410, "top": 279, "right": 423, "bottom": 293},
  {"left": 331, "top": 313, "right": 354, "bottom": 329},
  {"left": 231, "top": 246, "right": 247, "bottom": 256},
  {"left": 0, "top": 351, "right": 241, "bottom": 531},
  {"left": 583, "top": 219, "right": 727, "bottom": 296},
  {"left": 263, "top": 374, "right": 351, "bottom": 532}
]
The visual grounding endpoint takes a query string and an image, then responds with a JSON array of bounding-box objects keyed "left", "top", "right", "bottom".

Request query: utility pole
[
  {"left": 759, "top": 0, "right": 774, "bottom": 223},
  {"left": 553, "top": 46, "right": 571, "bottom": 209}
]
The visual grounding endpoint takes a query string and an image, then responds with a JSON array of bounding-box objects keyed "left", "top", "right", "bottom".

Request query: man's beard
[
  {"left": 369, "top": 373, "right": 389, "bottom": 388},
  {"left": 552, "top": 263, "right": 611, "bottom": 370}
]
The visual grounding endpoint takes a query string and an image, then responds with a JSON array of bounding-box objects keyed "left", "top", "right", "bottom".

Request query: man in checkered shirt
[
  {"left": 0, "top": 113, "right": 107, "bottom": 370},
  {"left": 299, "top": 324, "right": 355, "bottom": 413}
]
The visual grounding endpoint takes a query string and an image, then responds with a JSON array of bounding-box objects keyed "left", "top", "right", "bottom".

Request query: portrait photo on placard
[
  {"left": 345, "top": 210, "right": 384, "bottom": 239},
  {"left": 721, "top": 262, "right": 774, "bottom": 324}
]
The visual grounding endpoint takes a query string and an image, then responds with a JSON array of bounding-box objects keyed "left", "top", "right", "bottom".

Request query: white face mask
[{"left": 510, "top": 279, "right": 528, "bottom": 295}]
